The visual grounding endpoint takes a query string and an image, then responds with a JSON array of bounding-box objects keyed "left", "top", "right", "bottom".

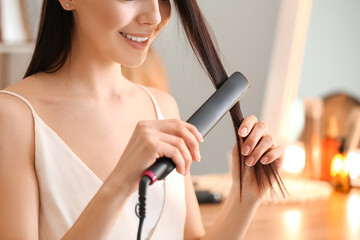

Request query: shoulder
[
  {"left": 145, "top": 87, "right": 180, "bottom": 119},
  {"left": 0, "top": 79, "right": 36, "bottom": 144},
  {"left": 0, "top": 91, "right": 34, "bottom": 123},
  {"left": 0, "top": 92, "right": 35, "bottom": 149}
]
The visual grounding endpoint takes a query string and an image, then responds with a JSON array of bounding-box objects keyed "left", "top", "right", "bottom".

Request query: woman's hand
[
  {"left": 109, "top": 119, "right": 202, "bottom": 194},
  {"left": 230, "top": 115, "right": 284, "bottom": 199}
]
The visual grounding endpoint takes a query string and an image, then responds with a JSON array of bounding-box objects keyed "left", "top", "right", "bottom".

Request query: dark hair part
[
  {"left": 24, "top": 0, "right": 73, "bottom": 77},
  {"left": 25, "top": 0, "right": 285, "bottom": 197}
]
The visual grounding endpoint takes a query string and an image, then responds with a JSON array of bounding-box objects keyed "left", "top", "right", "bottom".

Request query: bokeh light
[{"left": 283, "top": 144, "right": 306, "bottom": 173}]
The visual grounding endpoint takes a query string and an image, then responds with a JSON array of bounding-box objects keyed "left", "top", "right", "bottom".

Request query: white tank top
[{"left": 0, "top": 86, "right": 186, "bottom": 240}]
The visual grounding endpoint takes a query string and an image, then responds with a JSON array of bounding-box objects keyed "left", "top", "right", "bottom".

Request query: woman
[{"left": 0, "top": 0, "right": 284, "bottom": 239}]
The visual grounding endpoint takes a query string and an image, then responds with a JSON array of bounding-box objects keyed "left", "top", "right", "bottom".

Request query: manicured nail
[
  {"left": 197, "top": 151, "right": 201, "bottom": 162},
  {"left": 246, "top": 157, "right": 255, "bottom": 166},
  {"left": 242, "top": 145, "right": 250, "bottom": 156},
  {"left": 198, "top": 132, "right": 204, "bottom": 142},
  {"left": 239, "top": 127, "right": 248, "bottom": 137},
  {"left": 261, "top": 157, "right": 269, "bottom": 165}
]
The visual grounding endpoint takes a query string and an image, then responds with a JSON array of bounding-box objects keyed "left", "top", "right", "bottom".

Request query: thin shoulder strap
[
  {"left": 137, "top": 85, "right": 164, "bottom": 120},
  {"left": 0, "top": 90, "right": 36, "bottom": 114}
]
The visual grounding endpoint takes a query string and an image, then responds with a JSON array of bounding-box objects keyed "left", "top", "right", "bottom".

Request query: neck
[
  {"left": 58, "top": 61, "right": 127, "bottom": 98},
  {"left": 52, "top": 37, "right": 133, "bottom": 100}
]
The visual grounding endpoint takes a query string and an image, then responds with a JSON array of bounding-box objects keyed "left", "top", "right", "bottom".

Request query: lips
[
  {"left": 119, "top": 32, "right": 151, "bottom": 50},
  {"left": 120, "top": 32, "right": 149, "bottom": 43}
]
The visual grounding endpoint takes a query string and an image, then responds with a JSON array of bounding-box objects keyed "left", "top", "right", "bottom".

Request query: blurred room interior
[{"left": 1, "top": 0, "right": 359, "bottom": 239}]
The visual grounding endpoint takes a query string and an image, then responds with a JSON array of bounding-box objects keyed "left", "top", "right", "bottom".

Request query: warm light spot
[
  {"left": 283, "top": 145, "right": 306, "bottom": 173},
  {"left": 347, "top": 195, "right": 360, "bottom": 233},
  {"left": 332, "top": 157, "right": 343, "bottom": 173},
  {"left": 284, "top": 210, "right": 302, "bottom": 229},
  {"left": 348, "top": 152, "right": 360, "bottom": 179}
]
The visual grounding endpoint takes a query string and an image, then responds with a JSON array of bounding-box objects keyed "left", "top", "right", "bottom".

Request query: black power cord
[{"left": 136, "top": 176, "right": 152, "bottom": 240}]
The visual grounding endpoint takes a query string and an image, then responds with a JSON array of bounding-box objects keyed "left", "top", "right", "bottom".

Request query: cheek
[
  {"left": 98, "top": 8, "right": 130, "bottom": 31},
  {"left": 77, "top": 2, "right": 131, "bottom": 36},
  {"left": 157, "top": 3, "right": 171, "bottom": 31}
]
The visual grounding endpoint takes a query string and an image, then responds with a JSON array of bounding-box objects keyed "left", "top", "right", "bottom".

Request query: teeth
[{"left": 120, "top": 32, "right": 149, "bottom": 43}]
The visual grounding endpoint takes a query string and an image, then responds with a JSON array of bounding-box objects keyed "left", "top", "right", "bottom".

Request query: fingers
[
  {"left": 241, "top": 120, "right": 269, "bottom": 156},
  {"left": 158, "top": 141, "right": 187, "bottom": 175},
  {"left": 261, "top": 145, "right": 284, "bottom": 167},
  {"left": 137, "top": 119, "right": 202, "bottom": 175},
  {"left": 157, "top": 132, "right": 200, "bottom": 175},
  {"left": 238, "top": 115, "right": 258, "bottom": 137},
  {"left": 157, "top": 119, "right": 202, "bottom": 162},
  {"left": 157, "top": 119, "right": 203, "bottom": 143},
  {"left": 244, "top": 134, "right": 274, "bottom": 166},
  {"left": 238, "top": 115, "right": 283, "bottom": 167}
]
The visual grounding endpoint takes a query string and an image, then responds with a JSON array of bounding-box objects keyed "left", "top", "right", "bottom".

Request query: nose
[{"left": 138, "top": 0, "right": 162, "bottom": 26}]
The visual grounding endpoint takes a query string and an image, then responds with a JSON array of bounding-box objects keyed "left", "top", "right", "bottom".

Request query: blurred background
[{"left": 1, "top": 0, "right": 360, "bottom": 239}]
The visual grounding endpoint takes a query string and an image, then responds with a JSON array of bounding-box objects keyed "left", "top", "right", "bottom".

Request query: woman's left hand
[{"left": 230, "top": 115, "right": 284, "bottom": 199}]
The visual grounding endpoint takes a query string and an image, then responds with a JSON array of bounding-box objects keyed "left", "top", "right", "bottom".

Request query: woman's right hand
[{"left": 110, "top": 119, "right": 203, "bottom": 193}]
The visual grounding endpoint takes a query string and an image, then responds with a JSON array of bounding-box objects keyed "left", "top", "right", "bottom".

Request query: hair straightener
[{"left": 136, "top": 71, "right": 250, "bottom": 240}]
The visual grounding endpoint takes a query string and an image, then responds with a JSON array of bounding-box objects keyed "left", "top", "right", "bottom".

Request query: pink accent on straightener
[{"left": 142, "top": 170, "right": 157, "bottom": 185}]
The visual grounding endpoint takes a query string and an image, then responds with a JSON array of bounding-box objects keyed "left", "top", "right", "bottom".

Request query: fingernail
[
  {"left": 197, "top": 151, "right": 201, "bottom": 162},
  {"left": 239, "top": 127, "right": 248, "bottom": 137},
  {"left": 242, "top": 145, "right": 250, "bottom": 156},
  {"left": 261, "top": 157, "right": 269, "bottom": 165},
  {"left": 198, "top": 132, "right": 204, "bottom": 143},
  {"left": 246, "top": 157, "right": 255, "bottom": 166}
]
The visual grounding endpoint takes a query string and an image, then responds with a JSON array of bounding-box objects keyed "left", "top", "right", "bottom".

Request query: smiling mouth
[{"left": 120, "top": 32, "right": 149, "bottom": 43}]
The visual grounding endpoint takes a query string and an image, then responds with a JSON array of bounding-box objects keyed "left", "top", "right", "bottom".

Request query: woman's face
[{"left": 68, "top": 0, "right": 171, "bottom": 67}]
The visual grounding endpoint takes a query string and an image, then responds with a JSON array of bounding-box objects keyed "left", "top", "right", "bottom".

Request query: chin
[
  {"left": 119, "top": 55, "right": 147, "bottom": 68},
  {"left": 121, "top": 61, "right": 144, "bottom": 69}
]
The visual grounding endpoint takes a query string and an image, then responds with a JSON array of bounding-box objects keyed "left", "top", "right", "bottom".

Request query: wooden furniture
[{"left": 199, "top": 188, "right": 360, "bottom": 240}]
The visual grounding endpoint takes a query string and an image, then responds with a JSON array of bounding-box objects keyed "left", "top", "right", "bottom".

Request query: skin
[
  {"left": 0, "top": 0, "right": 284, "bottom": 239},
  {"left": 122, "top": 47, "right": 170, "bottom": 92}
]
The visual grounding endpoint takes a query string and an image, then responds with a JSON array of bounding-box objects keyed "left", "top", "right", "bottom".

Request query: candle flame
[{"left": 332, "top": 157, "right": 343, "bottom": 173}]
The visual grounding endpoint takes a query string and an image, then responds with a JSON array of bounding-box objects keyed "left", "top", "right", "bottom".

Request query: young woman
[{"left": 0, "top": 0, "right": 284, "bottom": 239}]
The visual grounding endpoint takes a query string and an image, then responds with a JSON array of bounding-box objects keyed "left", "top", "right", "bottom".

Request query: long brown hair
[
  {"left": 173, "top": 1, "right": 285, "bottom": 197},
  {"left": 25, "top": 0, "right": 285, "bottom": 197}
]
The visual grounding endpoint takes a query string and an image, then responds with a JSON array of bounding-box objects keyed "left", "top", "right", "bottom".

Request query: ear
[{"left": 58, "top": 0, "right": 76, "bottom": 11}]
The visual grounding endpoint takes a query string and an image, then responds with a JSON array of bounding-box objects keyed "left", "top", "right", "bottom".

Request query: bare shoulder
[
  {"left": 0, "top": 90, "right": 34, "bottom": 125},
  {"left": 0, "top": 84, "right": 35, "bottom": 157},
  {"left": 145, "top": 87, "right": 180, "bottom": 119},
  {"left": 0, "top": 76, "right": 36, "bottom": 161},
  {"left": 0, "top": 76, "right": 37, "bottom": 124},
  {"left": 0, "top": 79, "right": 38, "bottom": 238}
]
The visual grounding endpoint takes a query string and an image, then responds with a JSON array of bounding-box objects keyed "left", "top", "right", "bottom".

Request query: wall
[
  {"left": 2, "top": 54, "right": 30, "bottom": 85},
  {"left": 298, "top": 0, "right": 360, "bottom": 100},
  {"left": 154, "top": 0, "right": 281, "bottom": 174}
]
